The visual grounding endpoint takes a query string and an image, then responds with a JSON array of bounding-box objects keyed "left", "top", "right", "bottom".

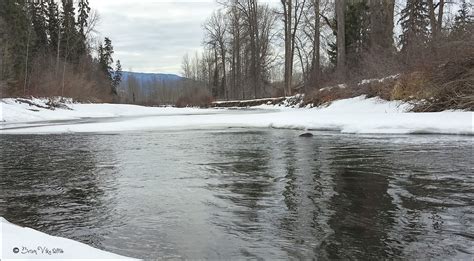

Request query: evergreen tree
[
  {"left": 99, "top": 37, "right": 114, "bottom": 77},
  {"left": 328, "top": 0, "right": 370, "bottom": 69},
  {"left": 399, "top": 0, "right": 430, "bottom": 56},
  {"left": 98, "top": 37, "right": 116, "bottom": 94},
  {"left": 112, "top": 60, "right": 122, "bottom": 95},
  {"left": 452, "top": 0, "right": 473, "bottom": 39},
  {"left": 46, "top": 0, "right": 60, "bottom": 54},
  {"left": 60, "top": 0, "right": 78, "bottom": 62},
  {"left": 1, "top": 0, "right": 120, "bottom": 100},
  {"left": 0, "top": 0, "right": 30, "bottom": 84},
  {"left": 345, "top": 1, "right": 370, "bottom": 67},
  {"left": 30, "top": 0, "right": 48, "bottom": 53},
  {"left": 77, "top": 0, "right": 91, "bottom": 56},
  {"left": 77, "top": 0, "right": 91, "bottom": 37}
]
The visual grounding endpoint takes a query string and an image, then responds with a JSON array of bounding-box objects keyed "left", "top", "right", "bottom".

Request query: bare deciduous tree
[{"left": 336, "top": 0, "right": 346, "bottom": 77}]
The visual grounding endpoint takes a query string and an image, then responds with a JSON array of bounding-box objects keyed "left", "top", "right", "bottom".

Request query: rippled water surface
[{"left": 0, "top": 129, "right": 473, "bottom": 259}]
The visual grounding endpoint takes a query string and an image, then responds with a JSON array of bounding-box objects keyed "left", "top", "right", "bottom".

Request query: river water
[{"left": 0, "top": 129, "right": 473, "bottom": 259}]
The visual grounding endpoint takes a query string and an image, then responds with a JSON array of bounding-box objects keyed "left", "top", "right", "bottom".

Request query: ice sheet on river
[
  {"left": 1, "top": 96, "right": 472, "bottom": 135},
  {"left": 0, "top": 217, "right": 136, "bottom": 260}
]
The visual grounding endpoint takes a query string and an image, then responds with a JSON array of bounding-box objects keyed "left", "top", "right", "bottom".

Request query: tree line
[
  {"left": 119, "top": 72, "right": 204, "bottom": 106},
  {"left": 0, "top": 0, "right": 122, "bottom": 101},
  {"left": 182, "top": 0, "right": 473, "bottom": 101}
]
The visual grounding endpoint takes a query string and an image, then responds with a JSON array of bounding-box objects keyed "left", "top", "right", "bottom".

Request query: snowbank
[
  {"left": 0, "top": 217, "right": 136, "bottom": 260},
  {"left": 1, "top": 96, "right": 472, "bottom": 135},
  {"left": 0, "top": 98, "right": 218, "bottom": 123}
]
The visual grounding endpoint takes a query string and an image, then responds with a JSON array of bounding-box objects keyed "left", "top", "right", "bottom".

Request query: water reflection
[
  {"left": 323, "top": 144, "right": 397, "bottom": 259},
  {"left": 0, "top": 135, "right": 120, "bottom": 248},
  {"left": 0, "top": 130, "right": 472, "bottom": 259}
]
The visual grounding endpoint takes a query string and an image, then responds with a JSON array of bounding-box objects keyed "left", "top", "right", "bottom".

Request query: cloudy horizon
[
  {"left": 89, "top": 0, "right": 281, "bottom": 76},
  {"left": 89, "top": 0, "right": 220, "bottom": 75}
]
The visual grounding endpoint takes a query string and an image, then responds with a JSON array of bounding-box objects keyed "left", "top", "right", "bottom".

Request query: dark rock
[{"left": 299, "top": 132, "right": 313, "bottom": 137}]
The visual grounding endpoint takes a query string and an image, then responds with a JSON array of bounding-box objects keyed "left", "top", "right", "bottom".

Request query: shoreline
[
  {"left": 1, "top": 96, "right": 472, "bottom": 135},
  {"left": 0, "top": 217, "right": 137, "bottom": 260}
]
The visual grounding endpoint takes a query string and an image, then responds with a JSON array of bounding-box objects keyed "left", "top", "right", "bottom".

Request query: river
[{"left": 0, "top": 129, "right": 472, "bottom": 259}]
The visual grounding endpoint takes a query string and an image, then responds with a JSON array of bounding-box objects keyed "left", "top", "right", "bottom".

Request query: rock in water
[{"left": 299, "top": 132, "right": 313, "bottom": 137}]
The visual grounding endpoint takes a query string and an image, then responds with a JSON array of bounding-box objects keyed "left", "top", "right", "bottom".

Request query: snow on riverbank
[
  {"left": 1, "top": 96, "right": 472, "bottom": 135},
  {"left": 0, "top": 98, "right": 219, "bottom": 123},
  {"left": 0, "top": 217, "right": 136, "bottom": 260}
]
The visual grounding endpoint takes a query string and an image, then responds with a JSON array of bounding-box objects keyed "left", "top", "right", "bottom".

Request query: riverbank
[
  {"left": 1, "top": 96, "right": 472, "bottom": 135},
  {"left": 0, "top": 217, "right": 136, "bottom": 260}
]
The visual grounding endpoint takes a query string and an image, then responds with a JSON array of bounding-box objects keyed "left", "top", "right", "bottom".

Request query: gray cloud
[
  {"left": 89, "top": 0, "right": 280, "bottom": 74},
  {"left": 90, "top": 0, "right": 218, "bottom": 74}
]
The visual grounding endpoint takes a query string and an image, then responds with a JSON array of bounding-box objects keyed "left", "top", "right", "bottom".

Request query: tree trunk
[
  {"left": 369, "top": 0, "right": 395, "bottom": 52},
  {"left": 427, "top": 0, "right": 438, "bottom": 38},
  {"left": 311, "top": 0, "right": 320, "bottom": 89},
  {"left": 236, "top": 28, "right": 242, "bottom": 100},
  {"left": 437, "top": 0, "right": 445, "bottom": 37},
  {"left": 282, "top": 0, "right": 292, "bottom": 96},
  {"left": 220, "top": 44, "right": 227, "bottom": 100},
  {"left": 24, "top": 26, "right": 31, "bottom": 96},
  {"left": 55, "top": 12, "right": 61, "bottom": 77},
  {"left": 336, "top": 0, "right": 346, "bottom": 77}
]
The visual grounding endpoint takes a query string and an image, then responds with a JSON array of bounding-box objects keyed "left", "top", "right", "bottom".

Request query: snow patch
[
  {"left": 319, "top": 83, "right": 348, "bottom": 92},
  {"left": 0, "top": 217, "right": 136, "bottom": 260},
  {"left": 1, "top": 96, "right": 472, "bottom": 135},
  {"left": 358, "top": 74, "right": 400, "bottom": 85}
]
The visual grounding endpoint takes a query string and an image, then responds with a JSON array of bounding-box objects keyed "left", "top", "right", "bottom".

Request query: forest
[
  {"left": 0, "top": 0, "right": 122, "bottom": 102},
  {"left": 1, "top": 0, "right": 473, "bottom": 111},
  {"left": 180, "top": 0, "right": 473, "bottom": 111}
]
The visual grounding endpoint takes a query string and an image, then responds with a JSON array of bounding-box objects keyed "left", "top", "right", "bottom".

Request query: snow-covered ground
[
  {"left": 1, "top": 96, "right": 472, "bottom": 135},
  {"left": 0, "top": 98, "right": 219, "bottom": 123},
  {"left": 0, "top": 217, "right": 136, "bottom": 260}
]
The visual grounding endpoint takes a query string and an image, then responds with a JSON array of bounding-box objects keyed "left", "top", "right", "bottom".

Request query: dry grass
[
  {"left": 412, "top": 57, "right": 474, "bottom": 112},
  {"left": 304, "top": 85, "right": 355, "bottom": 106},
  {"left": 176, "top": 87, "right": 213, "bottom": 107},
  {"left": 2, "top": 54, "right": 114, "bottom": 103},
  {"left": 304, "top": 56, "right": 473, "bottom": 112},
  {"left": 391, "top": 72, "right": 431, "bottom": 101}
]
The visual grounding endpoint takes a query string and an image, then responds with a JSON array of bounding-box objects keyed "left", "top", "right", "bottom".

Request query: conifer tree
[
  {"left": 328, "top": 0, "right": 370, "bottom": 69},
  {"left": 30, "top": 0, "right": 48, "bottom": 53},
  {"left": 452, "top": 0, "right": 473, "bottom": 39},
  {"left": 77, "top": 0, "right": 91, "bottom": 56},
  {"left": 77, "top": 0, "right": 90, "bottom": 37},
  {"left": 46, "top": 0, "right": 60, "bottom": 54},
  {"left": 112, "top": 60, "right": 122, "bottom": 95},
  {"left": 399, "top": 0, "right": 430, "bottom": 57},
  {"left": 1, "top": 0, "right": 30, "bottom": 84},
  {"left": 60, "top": 0, "right": 78, "bottom": 62},
  {"left": 98, "top": 37, "right": 116, "bottom": 94},
  {"left": 345, "top": 0, "right": 369, "bottom": 68}
]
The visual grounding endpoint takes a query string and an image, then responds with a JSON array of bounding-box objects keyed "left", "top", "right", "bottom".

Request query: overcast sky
[
  {"left": 89, "top": 0, "right": 281, "bottom": 75},
  {"left": 89, "top": 0, "right": 220, "bottom": 75}
]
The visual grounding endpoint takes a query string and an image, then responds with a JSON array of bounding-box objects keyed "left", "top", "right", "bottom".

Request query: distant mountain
[
  {"left": 121, "top": 71, "right": 184, "bottom": 85},
  {"left": 118, "top": 71, "right": 202, "bottom": 104}
]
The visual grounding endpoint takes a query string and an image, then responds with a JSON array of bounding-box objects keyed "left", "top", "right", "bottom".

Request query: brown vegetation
[
  {"left": 175, "top": 87, "right": 213, "bottom": 108},
  {"left": 3, "top": 54, "right": 112, "bottom": 103},
  {"left": 304, "top": 55, "right": 474, "bottom": 112},
  {"left": 412, "top": 57, "right": 474, "bottom": 111}
]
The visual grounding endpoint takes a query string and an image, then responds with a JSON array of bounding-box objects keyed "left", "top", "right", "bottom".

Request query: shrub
[
  {"left": 391, "top": 72, "right": 431, "bottom": 101},
  {"left": 413, "top": 57, "right": 474, "bottom": 111},
  {"left": 175, "top": 87, "right": 213, "bottom": 107},
  {"left": 304, "top": 84, "right": 356, "bottom": 107}
]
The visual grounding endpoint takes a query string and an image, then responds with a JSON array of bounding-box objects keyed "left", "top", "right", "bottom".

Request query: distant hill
[
  {"left": 117, "top": 71, "right": 207, "bottom": 104},
  {"left": 121, "top": 71, "right": 184, "bottom": 85}
]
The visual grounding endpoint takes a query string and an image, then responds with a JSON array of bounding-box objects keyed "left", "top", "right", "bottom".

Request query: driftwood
[
  {"left": 15, "top": 98, "right": 72, "bottom": 111},
  {"left": 15, "top": 98, "right": 53, "bottom": 110},
  {"left": 211, "top": 97, "right": 286, "bottom": 108}
]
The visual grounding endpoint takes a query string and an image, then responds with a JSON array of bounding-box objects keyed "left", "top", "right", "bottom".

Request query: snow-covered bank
[
  {"left": 0, "top": 98, "right": 219, "bottom": 123},
  {"left": 1, "top": 96, "right": 472, "bottom": 135},
  {"left": 0, "top": 217, "right": 136, "bottom": 260}
]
